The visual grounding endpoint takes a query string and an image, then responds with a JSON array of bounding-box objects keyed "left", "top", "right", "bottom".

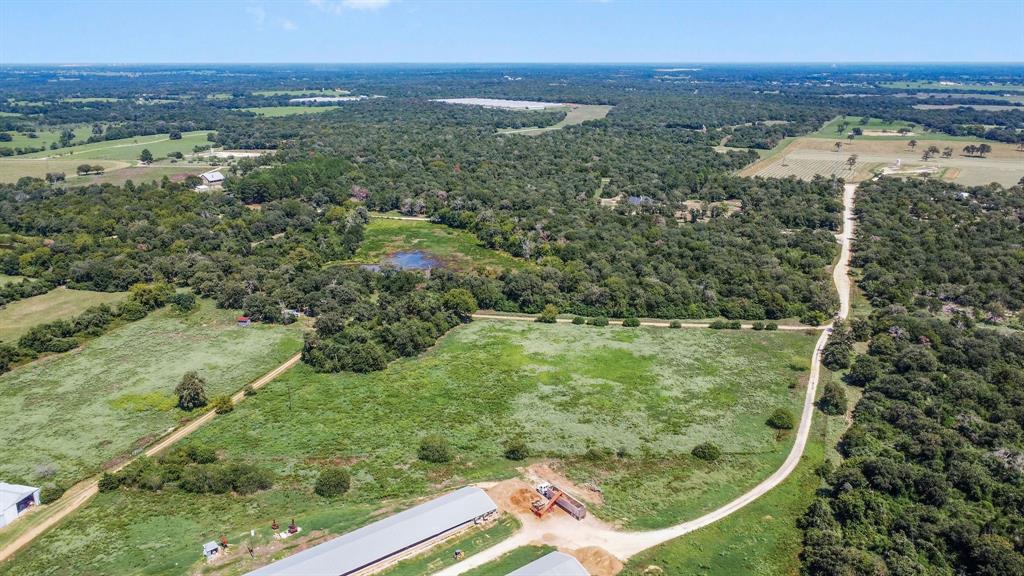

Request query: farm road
[
  {"left": 0, "top": 353, "right": 303, "bottom": 563},
  {"left": 436, "top": 182, "right": 857, "bottom": 574}
]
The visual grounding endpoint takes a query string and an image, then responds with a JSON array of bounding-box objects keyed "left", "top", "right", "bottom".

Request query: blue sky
[{"left": 1, "top": 0, "right": 1022, "bottom": 63}]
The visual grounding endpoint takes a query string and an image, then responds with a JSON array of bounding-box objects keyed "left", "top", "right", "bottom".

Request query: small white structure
[
  {"left": 200, "top": 170, "right": 225, "bottom": 187},
  {"left": 202, "top": 540, "right": 222, "bottom": 561},
  {"left": 0, "top": 482, "right": 41, "bottom": 528},
  {"left": 507, "top": 551, "right": 590, "bottom": 576}
]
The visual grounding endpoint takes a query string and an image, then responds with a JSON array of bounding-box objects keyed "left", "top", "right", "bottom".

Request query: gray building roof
[
  {"left": 0, "top": 483, "right": 38, "bottom": 511},
  {"left": 507, "top": 551, "right": 590, "bottom": 576},
  {"left": 246, "top": 486, "right": 496, "bottom": 576}
]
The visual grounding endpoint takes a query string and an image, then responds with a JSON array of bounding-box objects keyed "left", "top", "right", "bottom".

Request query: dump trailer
[{"left": 535, "top": 482, "right": 587, "bottom": 520}]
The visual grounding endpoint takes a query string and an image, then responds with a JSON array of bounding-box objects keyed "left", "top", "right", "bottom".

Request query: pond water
[{"left": 361, "top": 250, "right": 440, "bottom": 271}]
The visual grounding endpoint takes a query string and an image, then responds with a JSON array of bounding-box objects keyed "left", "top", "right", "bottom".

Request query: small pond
[{"left": 361, "top": 251, "right": 441, "bottom": 271}]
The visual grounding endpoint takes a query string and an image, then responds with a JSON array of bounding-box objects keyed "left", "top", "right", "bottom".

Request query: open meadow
[
  {"left": 0, "top": 321, "right": 815, "bottom": 575},
  {"left": 14, "top": 131, "right": 213, "bottom": 162},
  {"left": 241, "top": 106, "right": 340, "bottom": 116},
  {"left": 882, "top": 80, "right": 1024, "bottom": 93},
  {"left": 350, "top": 218, "right": 526, "bottom": 272},
  {"left": 0, "top": 286, "right": 128, "bottom": 343},
  {"left": 497, "top": 104, "right": 613, "bottom": 135},
  {"left": 0, "top": 300, "right": 303, "bottom": 487}
]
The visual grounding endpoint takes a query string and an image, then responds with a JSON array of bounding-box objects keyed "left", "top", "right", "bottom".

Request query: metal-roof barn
[
  {"left": 246, "top": 486, "right": 497, "bottom": 576},
  {"left": 0, "top": 482, "right": 40, "bottom": 528},
  {"left": 507, "top": 551, "right": 590, "bottom": 576}
]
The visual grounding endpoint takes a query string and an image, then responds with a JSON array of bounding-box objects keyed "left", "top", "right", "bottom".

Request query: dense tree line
[{"left": 801, "top": 307, "right": 1024, "bottom": 576}]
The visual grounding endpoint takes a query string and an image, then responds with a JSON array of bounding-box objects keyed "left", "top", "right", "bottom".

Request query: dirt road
[
  {"left": 0, "top": 353, "right": 303, "bottom": 563},
  {"left": 436, "top": 183, "right": 857, "bottom": 575}
]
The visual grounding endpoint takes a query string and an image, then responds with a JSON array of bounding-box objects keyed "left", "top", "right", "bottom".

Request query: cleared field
[
  {"left": 434, "top": 98, "right": 567, "bottom": 110},
  {"left": 1, "top": 322, "right": 815, "bottom": 575},
  {"left": 15, "top": 131, "right": 212, "bottom": 162},
  {"left": 913, "top": 103, "right": 1022, "bottom": 111},
  {"left": 66, "top": 163, "right": 215, "bottom": 186},
  {"left": 0, "top": 300, "right": 303, "bottom": 486},
  {"left": 0, "top": 125, "right": 91, "bottom": 152},
  {"left": 0, "top": 286, "right": 128, "bottom": 343},
  {"left": 743, "top": 137, "right": 1024, "bottom": 186},
  {"left": 60, "top": 97, "right": 120, "bottom": 103},
  {"left": 498, "top": 104, "right": 613, "bottom": 135},
  {"left": 883, "top": 81, "right": 1024, "bottom": 93},
  {"left": 810, "top": 115, "right": 980, "bottom": 141},
  {"left": 242, "top": 106, "right": 340, "bottom": 116},
  {"left": 0, "top": 274, "right": 27, "bottom": 285},
  {"left": 350, "top": 218, "right": 526, "bottom": 272},
  {"left": 252, "top": 88, "right": 350, "bottom": 97},
  {"left": 0, "top": 158, "right": 129, "bottom": 183}
]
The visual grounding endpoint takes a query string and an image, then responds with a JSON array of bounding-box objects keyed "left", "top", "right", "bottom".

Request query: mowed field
[
  {"left": 1, "top": 321, "right": 815, "bottom": 576},
  {"left": 498, "top": 104, "right": 613, "bottom": 135},
  {"left": 0, "top": 286, "right": 128, "bottom": 343},
  {"left": 0, "top": 300, "right": 303, "bottom": 487},
  {"left": 351, "top": 218, "right": 527, "bottom": 272},
  {"left": 882, "top": 80, "right": 1024, "bottom": 93},
  {"left": 810, "top": 116, "right": 979, "bottom": 141},
  {"left": 242, "top": 106, "right": 340, "bottom": 116},
  {"left": 14, "top": 131, "right": 212, "bottom": 162},
  {"left": 742, "top": 137, "right": 1024, "bottom": 186}
]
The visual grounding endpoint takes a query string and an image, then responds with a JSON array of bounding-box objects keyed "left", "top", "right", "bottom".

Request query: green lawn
[
  {"left": 462, "top": 546, "right": 558, "bottom": 576},
  {"left": 0, "top": 125, "right": 92, "bottom": 152},
  {"left": 810, "top": 116, "right": 981, "bottom": 142},
  {"left": 379, "top": 515, "right": 520, "bottom": 576},
  {"left": 0, "top": 300, "right": 303, "bottom": 486},
  {"left": 15, "top": 131, "right": 213, "bottom": 162},
  {"left": 1, "top": 321, "right": 814, "bottom": 575},
  {"left": 351, "top": 218, "right": 526, "bottom": 272},
  {"left": 0, "top": 286, "right": 128, "bottom": 343},
  {"left": 252, "top": 89, "right": 350, "bottom": 97},
  {"left": 241, "top": 106, "right": 340, "bottom": 117},
  {"left": 881, "top": 80, "right": 1024, "bottom": 93}
]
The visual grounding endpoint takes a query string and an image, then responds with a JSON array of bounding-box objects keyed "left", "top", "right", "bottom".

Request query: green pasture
[
  {"left": 0, "top": 125, "right": 92, "bottom": 152},
  {"left": 16, "top": 131, "right": 212, "bottom": 162},
  {"left": 241, "top": 106, "right": 340, "bottom": 117},
  {"left": 352, "top": 218, "right": 526, "bottom": 272},
  {"left": 252, "top": 89, "right": 351, "bottom": 97},
  {"left": 811, "top": 116, "right": 988, "bottom": 142},
  {"left": 881, "top": 80, "right": 1024, "bottom": 93},
  {"left": 0, "top": 286, "right": 128, "bottom": 343}
]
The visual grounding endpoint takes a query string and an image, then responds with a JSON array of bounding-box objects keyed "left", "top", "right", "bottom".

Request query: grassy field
[
  {"left": 252, "top": 89, "right": 350, "bottom": 97},
  {"left": 1, "top": 322, "right": 814, "bottom": 575},
  {"left": 462, "top": 546, "right": 558, "bottom": 576},
  {"left": 498, "top": 104, "right": 613, "bottom": 135},
  {"left": 0, "top": 125, "right": 91, "bottom": 151},
  {"left": 0, "top": 300, "right": 303, "bottom": 486},
  {"left": 0, "top": 158, "right": 129, "bottom": 183},
  {"left": 882, "top": 80, "right": 1024, "bottom": 93},
  {"left": 0, "top": 274, "right": 27, "bottom": 285},
  {"left": 15, "top": 131, "right": 213, "bottom": 162},
  {"left": 66, "top": 162, "right": 218, "bottom": 186},
  {"left": 809, "top": 116, "right": 981, "bottom": 141},
  {"left": 350, "top": 218, "right": 527, "bottom": 272},
  {"left": 61, "top": 97, "right": 121, "bottom": 103},
  {"left": 241, "top": 106, "right": 340, "bottom": 117},
  {"left": 379, "top": 515, "right": 520, "bottom": 576},
  {"left": 0, "top": 286, "right": 128, "bottom": 343}
]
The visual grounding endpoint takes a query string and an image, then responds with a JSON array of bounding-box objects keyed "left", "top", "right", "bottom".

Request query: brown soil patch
[
  {"left": 487, "top": 479, "right": 539, "bottom": 515},
  {"left": 943, "top": 167, "right": 962, "bottom": 181},
  {"left": 571, "top": 546, "right": 624, "bottom": 576}
]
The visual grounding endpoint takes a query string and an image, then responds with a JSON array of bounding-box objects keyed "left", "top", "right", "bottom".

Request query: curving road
[{"left": 436, "top": 182, "right": 857, "bottom": 574}]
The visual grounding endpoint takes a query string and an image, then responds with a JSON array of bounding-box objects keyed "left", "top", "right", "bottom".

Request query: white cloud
[
  {"left": 309, "top": 0, "right": 392, "bottom": 14},
  {"left": 245, "top": 6, "right": 267, "bottom": 28},
  {"left": 280, "top": 18, "right": 298, "bottom": 30}
]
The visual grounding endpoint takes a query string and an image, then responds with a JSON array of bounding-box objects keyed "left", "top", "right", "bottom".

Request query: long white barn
[{"left": 507, "top": 551, "right": 590, "bottom": 576}]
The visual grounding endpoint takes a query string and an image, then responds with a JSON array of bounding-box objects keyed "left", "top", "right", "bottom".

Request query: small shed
[
  {"left": 201, "top": 170, "right": 225, "bottom": 187},
  {"left": 0, "top": 483, "right": 41, "bottom": 528},
  {"left": 237, "top": 316, "right": 251, "bottom": 327},
  {"left": 202, "top": 541, "right": 221, "bottom": 561}
]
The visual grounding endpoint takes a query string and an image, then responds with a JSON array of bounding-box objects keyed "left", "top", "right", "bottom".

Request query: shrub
[
  {"left": 40, "top": 485, "right": 65, "bottom": 504},
  {"left": 710, "top": 320, "right": 742, "bottom": 330},
  {"left": 572, "top": 316, "right": 587, "bottom": 325},
  {"left": 800, "top": 311, "right": 829, "bottom": 326},
  {"left": 175, "top": 371, "right": 208, "bottom": 411},
  {"left": 752, "top": 321, "right": 765, "bottom": 331},
  {"left": 117, "top": 300, "right": 147, "bottom": 321},
  {"left": 622, "top": 317, "right": 641, "bottom": 327},
  {"left": 691, "top": 442, "right": 722, "bottom": 462},
  {"left": 588, "top": 316, "right": 609, "bottom": 327},
  {"left": 227, "top": 463, "right": 274, "bottom": 495},
  {"left": 846, "top": 355, "right": 881, "bottom": 387},
  {"left": 212, "top": 395, "right": 234, "bottom": 414},
  {"left": 168, "top": 292, "right": 196, "bottom": 312},
  {"left": 503, "top": 438, "right": 530, "bottom": 461},
  {"left": 442, "top": 288, "right": 478, "bottom": 320},
  {"left": 314, "top": 468, "right": 352, "bottom": 497},
  {"left": 243, "top": 384, "right": 257, "bottom": 396},
  {"left": 184, "top": 444, "right": 218, "bottom": 464},
  {"left": 418, "top": 434, "right": 452, "bottom": 463},
  {"left": 822, "top": 339, "right": 852, "bottom": 370},
  {"left": 767, "top": 408, "right": 796, "bottom": 430},
  {"left": 818, "top": 381, "right": 848, "bottom": 415},
  {"left": 669, "top": 320, "right": 682, "bottom": 329},
  {"left": 536, "top": 304, "right": 559, "bottom": 323},
  {"left": 98, "top": 472, "right": 121, "bottom": 492},
  {"left": 765, "top": 322, "right": 779, "bottom": 331}
]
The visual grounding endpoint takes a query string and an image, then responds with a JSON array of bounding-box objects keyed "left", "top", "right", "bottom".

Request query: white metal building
[
  {"left": 0, "top": 482, "right": 41, "bottom": 528},
  {"left": 246, "top": 486, "right": 497, "bottom": 576},
  {"left": 200, "top": 170, "right": 225, "bottom": 186},
  {"left": 507, "top": 551, "right": 590, "bottom": 576}
]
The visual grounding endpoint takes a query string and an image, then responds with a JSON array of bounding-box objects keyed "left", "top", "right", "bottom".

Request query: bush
[
  {"left": 243, "top": 384, "right": 257, "bottom": 396},
  {"left": 184, "top": 444, "right": 218, "bottom": 464},
  {"left": 691, "top": 442, "right": 722, "bottom": 462},
  {"left": 800, "top": 311, "right": 829, "bottom": 326},
  {"left": 710, "top": 320, "right": 742, "bottom": 330},
  {"left": 588, "top": 316, "right": 609, "bottom": 327},
  {"left": 846, "top": 355, "right": 881, "bottom": 387},
  {"left": 40, "top": 485, "right": 65, "bottom": 504},
  {"left": 752, "top": 321, "right": 765, "bottom": 330},
  {"left": 212, "top": 395, "right": 234, "bottom": 414},
  {"left": 98, "top": 472, "right": 121, "bottom": 492},
  {"left": 117, "top": 300, "right": 147, "bottom": 321},
  {"left": 767, "top": 408, "right": 796, "bottom": 430},
  {"left": 818, "top": 380, "right": 848, "bottom": 416},
  {"left": 168, "top": 292, "right": 196, "bottom": 312},
  {"left": 536, "top": 304, "right": 559, "bottom": 323},
  {"left": 765, "top": 322, "right": 779, "bottom": 331},
  {"left": 227, "top": 463, "right": 274, "bottom": 495},
  {"left": 315, "top": 468, "right": 352, "bottom": 497},
  {"left": 669, "top": 320, "right": 682, "bottom": 329},
  {"left": 503, "top": 438, "right": 530, "bottom": 461},
  {"left": 442, "top": 288, "right": 478, "bottom": 320},
  {"left": 175, "top": 371, "right": 208, "bottom": 411},
  {"left": 418, "top": 434, "right": 452, "bottom": 463},
  {"left": 572, "top": 316, "right": 587, "bottom": 325},
  {"left": 622, "top": 317, "right": 641, "bottom": 327}
]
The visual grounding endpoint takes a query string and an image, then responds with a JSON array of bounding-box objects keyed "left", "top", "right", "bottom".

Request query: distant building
[
  {"left": 626, "top": 195, "right": 653, "bottom": 206},
  {"left": 1, "top": 483, "right": 41, "bottom": 528},
  {"left": 237, "top": 316, "right": 251, "bottom": 327},
  {"left": 507, "top": 551, "right": 590, "bottom": 576},
  {"left": 202, "top": 541, "right": 222, "bottom": 562},
  {"left": 200, "top": 170, "right": 225, "bottom": 187},
  {"left": 245, "top": 486, "right": 497, "bottom": 576}
]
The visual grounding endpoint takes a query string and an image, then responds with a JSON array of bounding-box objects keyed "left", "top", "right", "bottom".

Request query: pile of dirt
[
  {"left": 572, "top": 546, "right": 624, "bottom": 576},
  {"left": 485, "top": 479, "right": 539, "bottom": 515}
]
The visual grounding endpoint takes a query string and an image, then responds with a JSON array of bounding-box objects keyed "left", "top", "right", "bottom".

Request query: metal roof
[
  {"left": 246, "top": 486, "right": 496, "bottom": 576},
  {"left": 201, "top": 170, "right": 225, "bottom": 182},
  {"left": 0, "top": 483, "right": 38, "bottom": 511},
  {"left": 507, "top": 552, "right": 590, "bottom": 576}
]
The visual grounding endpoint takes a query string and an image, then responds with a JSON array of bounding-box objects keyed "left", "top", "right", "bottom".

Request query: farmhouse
[
  {"left": 246, "top": 486, "right": 497, "bottom": 576},
  {"left": 507, "top": 551, "right": 590, "bottom": 576},
  {"left": 0, "top": 482, "right": 40, "bottom": 528},
  {"left": 200, "top": 170, "right": 225, "bottom": 187}
]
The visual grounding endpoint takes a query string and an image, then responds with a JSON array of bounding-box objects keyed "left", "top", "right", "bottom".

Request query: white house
[{"left": 0, "top": 482, "right": 41, "bottom": 528}]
